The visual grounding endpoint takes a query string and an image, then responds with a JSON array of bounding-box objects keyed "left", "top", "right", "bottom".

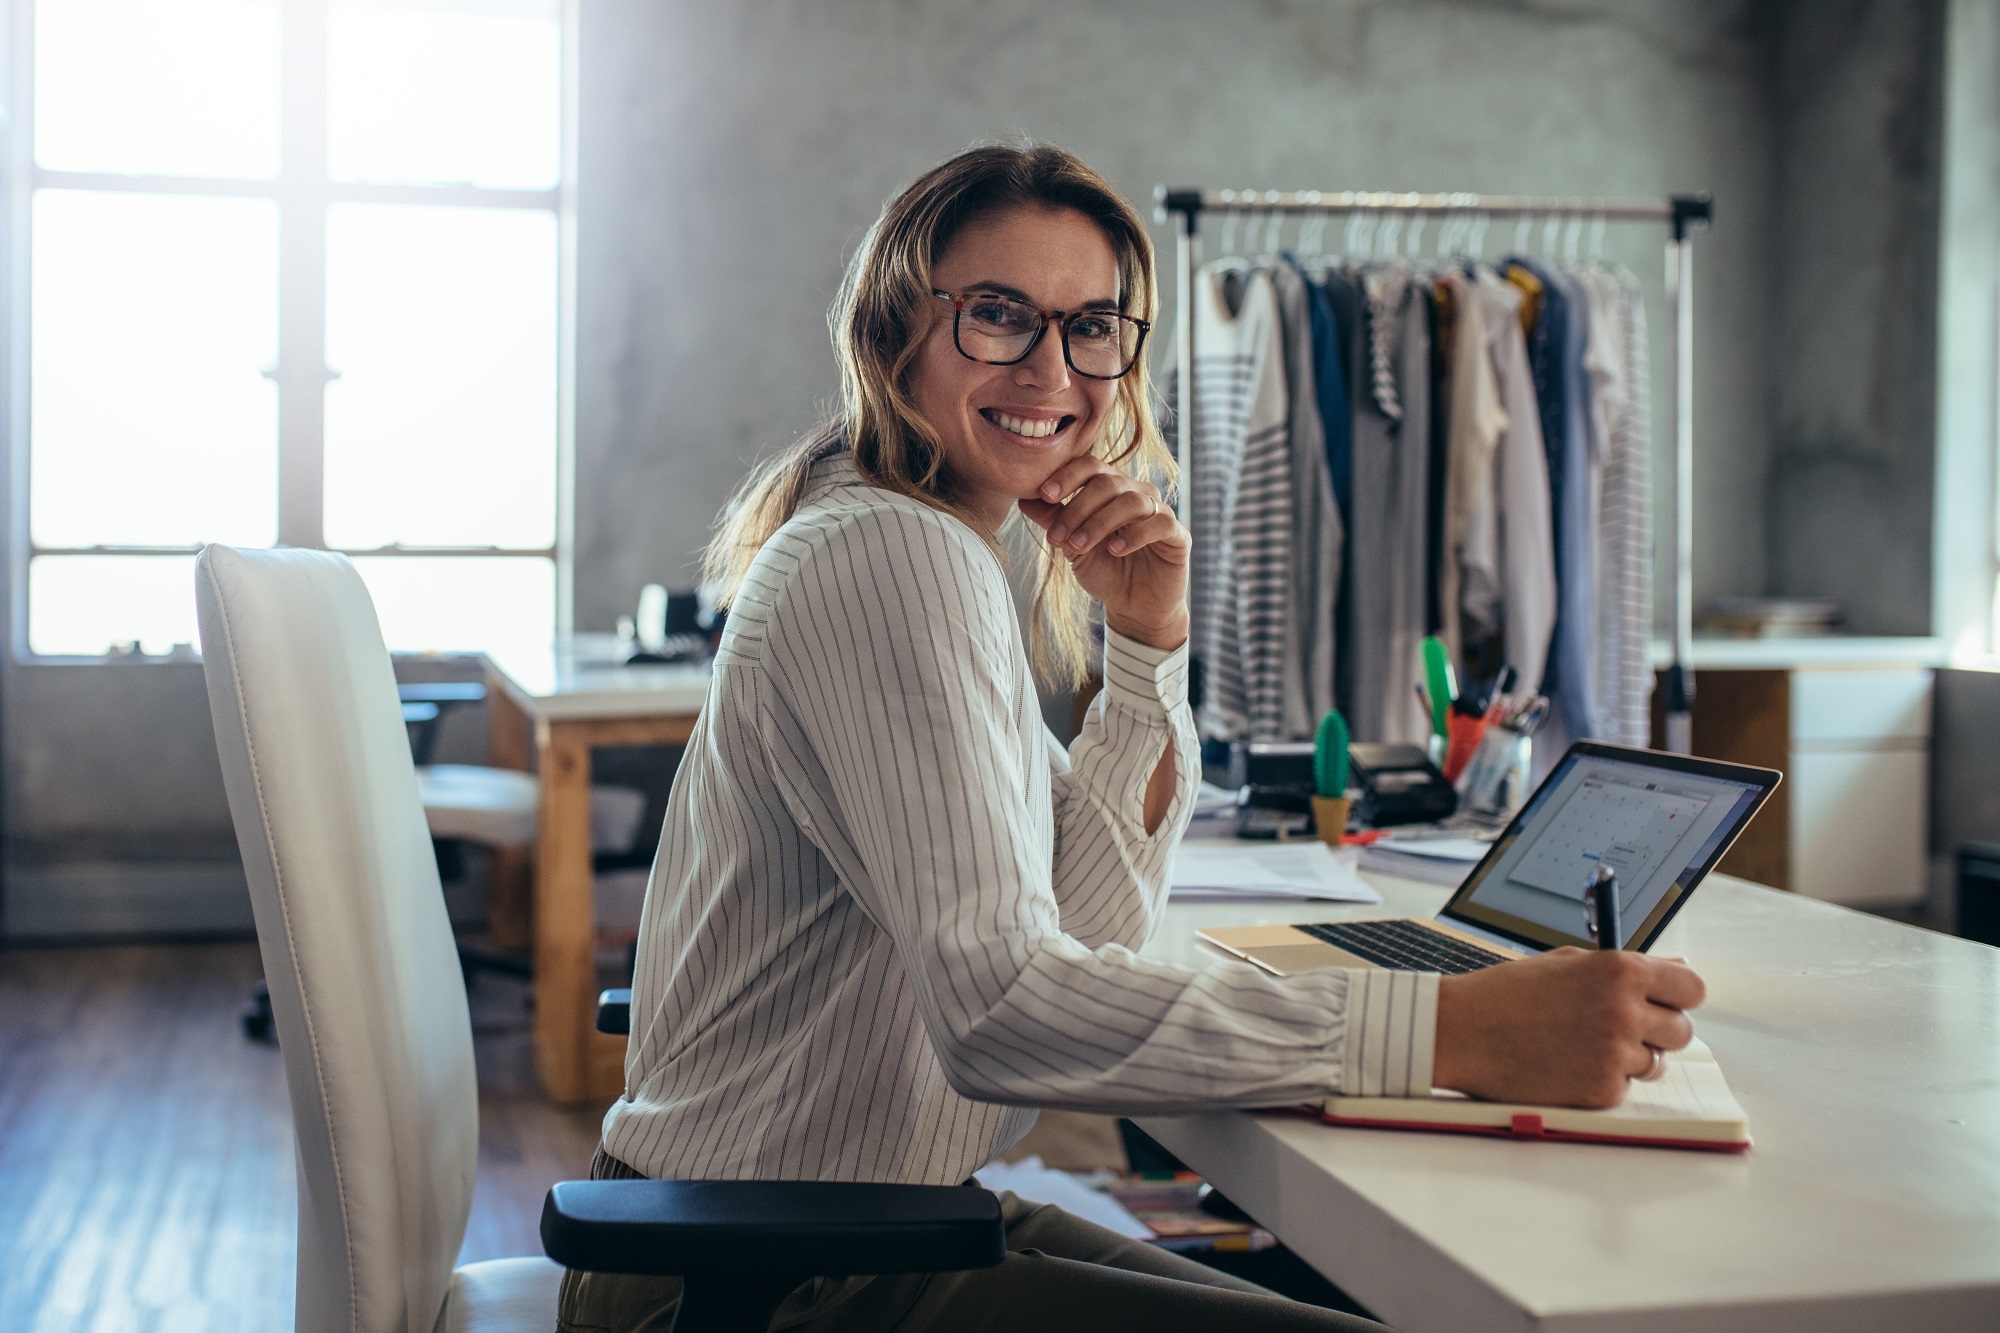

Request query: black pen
[{"left": 1586, "top": 865, "right": 1621, "bottom": 949}]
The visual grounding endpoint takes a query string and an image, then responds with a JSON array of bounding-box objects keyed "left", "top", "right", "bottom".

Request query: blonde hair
[{"left": 701, "top": 142, "right": 1174, "bottom": 689}]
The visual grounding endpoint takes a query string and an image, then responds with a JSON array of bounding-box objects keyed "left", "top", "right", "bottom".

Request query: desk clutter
[
  {"left": 1187, "top": 696, "right": 1508, "bottom": 891},
  {"left": 973, "top": 1157, "right": 1276, "bottom": 1254}
]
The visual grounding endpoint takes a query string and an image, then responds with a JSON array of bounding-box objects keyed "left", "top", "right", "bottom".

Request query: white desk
[
  {"left": 1136, "top": 862, "right": 2000, "bottom": 1331},
  {"left": 481, "top": 634, "right": 711, "bottom": 1101}
]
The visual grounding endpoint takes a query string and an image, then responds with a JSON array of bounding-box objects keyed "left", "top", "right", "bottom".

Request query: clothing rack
[{"left": 1153, "top": 187, "right": 1713, "bottom": 753}]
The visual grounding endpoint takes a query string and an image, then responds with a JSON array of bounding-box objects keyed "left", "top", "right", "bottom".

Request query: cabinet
[{"left": 1653, "top": 657, "right": 1933, "bottom": 906}]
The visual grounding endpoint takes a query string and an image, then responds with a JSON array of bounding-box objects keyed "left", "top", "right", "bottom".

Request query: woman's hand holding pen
[
  {"left": 1019, "top": 456, "right": 1190, "bottom": 652},
  {"left": 1431, "top": 950, "right": 1706, "bottom": 1109}
]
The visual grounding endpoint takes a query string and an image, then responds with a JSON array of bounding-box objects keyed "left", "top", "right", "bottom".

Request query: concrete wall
[
  {"left": 1765, "top": 0, "right": 1946, "bottom": 635},
  {"left": 572, "top": 0, "right": 1779, "bottom": 629}
]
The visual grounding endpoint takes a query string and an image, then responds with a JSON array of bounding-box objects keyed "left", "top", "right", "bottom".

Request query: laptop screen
[{"left": 1441, "top": 743, "right": 1779, "bottom": 953}]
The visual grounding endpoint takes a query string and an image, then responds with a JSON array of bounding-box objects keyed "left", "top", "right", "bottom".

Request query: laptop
[{"left": 1199, "top": 742, "right": 1781, "bottom": 976}]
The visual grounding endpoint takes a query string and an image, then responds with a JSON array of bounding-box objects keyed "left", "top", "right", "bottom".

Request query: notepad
[{"left": 1323, "top": 1038, "right": 1750, "bottom": 1152}]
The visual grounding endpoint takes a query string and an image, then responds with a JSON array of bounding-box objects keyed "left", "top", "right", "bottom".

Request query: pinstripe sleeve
[
  {"left": 758, "top": 502, "right": 1437, "bottom": 1110},
  {"left": 1046, "top": 631, "right": 1198, "bottom": 952}
]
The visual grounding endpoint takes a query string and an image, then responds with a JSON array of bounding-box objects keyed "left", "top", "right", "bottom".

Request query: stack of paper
[
  {"left": 1358, "top": 835, "right": 1493, "bottom": 886},
  {"left": 1170, "top": 842, "right": 1381, "bottom": 903}
]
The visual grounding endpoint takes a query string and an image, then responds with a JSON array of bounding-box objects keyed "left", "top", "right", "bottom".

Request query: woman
[{"left": 560, "top": 144, "right": 1703, "bottom": 1332}]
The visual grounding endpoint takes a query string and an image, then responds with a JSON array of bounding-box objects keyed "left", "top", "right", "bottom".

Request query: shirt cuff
[
  {"left": 1339, "top": 969, "right": 1439, "bottom": 1097},
  {"left": 1100, "top": 628, "right": 1190, "bottom": 716}
]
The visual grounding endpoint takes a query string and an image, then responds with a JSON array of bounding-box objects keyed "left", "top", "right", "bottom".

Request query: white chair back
[{"left": 196, "top": 544, "right": 478, "bottom": 1333}]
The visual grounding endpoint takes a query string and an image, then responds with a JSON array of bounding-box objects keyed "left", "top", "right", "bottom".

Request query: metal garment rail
[{"left": 1153, "top": 187, "right": 1713, "bottom": 754}]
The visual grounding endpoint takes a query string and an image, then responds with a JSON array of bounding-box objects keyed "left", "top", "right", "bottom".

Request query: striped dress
[
  {"left": 1188, "top": 265, "right": 1295, "bottom": 742},
  {"left": 601, "top": 453, "right": 1437, "bottom": 1186}
]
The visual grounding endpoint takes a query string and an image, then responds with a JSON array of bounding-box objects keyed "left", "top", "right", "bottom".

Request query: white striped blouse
[{"left": 601, "top": 453, "right": 1437, "bottom": 1187}]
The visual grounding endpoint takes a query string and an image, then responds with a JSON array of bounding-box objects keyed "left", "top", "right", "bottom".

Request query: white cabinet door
[
  {"left": 1791, "top": 668, "right": 1933, "bottom": 743},
  {"left": 1790, "top": 748, "right": 1929, "bottom": 905}
]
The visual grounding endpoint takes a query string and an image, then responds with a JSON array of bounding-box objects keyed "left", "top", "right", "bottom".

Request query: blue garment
[
  {"left": 1508, "top": 256, "right": 1599, "bottom": 741},
  {"left": 1298, "top": 260, "right": 1352, "bottom": 517},
  {"left": 1321, "top": 268, "right": 1365, "bottom": 721}
]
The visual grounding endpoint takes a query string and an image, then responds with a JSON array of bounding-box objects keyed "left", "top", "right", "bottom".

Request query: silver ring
[{"left": 1638, "top": 1045, "right": 1667, "bottom": 1082}]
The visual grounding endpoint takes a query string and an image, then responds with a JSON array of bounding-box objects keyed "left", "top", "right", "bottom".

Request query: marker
[
  {"left": 1420, "top": 636, "right": 1456, "bottom": 739},
  {"left": 1585, "top": 865, "right": 1622, "bottom": 949}
]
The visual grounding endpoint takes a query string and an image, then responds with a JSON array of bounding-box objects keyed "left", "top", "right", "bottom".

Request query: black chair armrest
[
  {"left": 597, "top": 988, "right": 632, "bottom": 1035},
  {"left": 541, "top": 1179, "right": 1006, "bottom": 1277}
]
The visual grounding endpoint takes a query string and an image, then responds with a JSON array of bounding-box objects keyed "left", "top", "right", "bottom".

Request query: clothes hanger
[{"left": 1378, "top": 213, "right": 1403, "bottom": 265}]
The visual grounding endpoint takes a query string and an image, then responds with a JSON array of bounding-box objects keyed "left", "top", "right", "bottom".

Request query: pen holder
[
  {"left": 1310, "top": 795, "right": 1352, "bottom": 848},
  {"left": 1442, "top": 712, "right": 1489, "bottom": 784},
  {"left": 1457, "top": 726, "right": 1532, "bottom": 818}
]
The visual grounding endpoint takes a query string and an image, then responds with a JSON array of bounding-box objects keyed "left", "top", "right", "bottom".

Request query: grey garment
[
  {"left": 1272, "top": 260, "right": 1342, "bottom": 737},
  {"left": 1592, "top": 267, "right": 1654, "bottom": 748},
  {"left": 1346, "top": 266, "right": 1430, "bottom": 744},
  {"left": 1473, "top": 270, "right": 1557, "bottom": 697},
  {"left": 557, "top": 1152, "right": 1387, "bottom": 1333},
  {"left": 1187, "top": 264, "right": 1289, "bottom": 742}
]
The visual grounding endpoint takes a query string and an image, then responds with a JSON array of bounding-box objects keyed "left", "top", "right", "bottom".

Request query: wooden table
[
  {"left": 482, "top": 635, "right": 709, "bottom": 1103},
  {"left": 1136, "top": 851, "right": 2000, "bottom": 1331}
]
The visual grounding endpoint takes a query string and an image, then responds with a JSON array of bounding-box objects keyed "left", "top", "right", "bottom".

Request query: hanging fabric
[
  {"left": 1271, "top": 259, "right": 1341, "bottom": 736},
  {"left": 1186, "top": 265, "right": 1291, "bottom": 742},
  {"left": 1167, "top": 192, "right": 1684, "bottom": 762},
  {"left": 1587, "top": 266, "right": 1654, "bottom": 748}
]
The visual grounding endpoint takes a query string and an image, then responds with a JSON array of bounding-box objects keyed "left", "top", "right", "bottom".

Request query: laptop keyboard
[{"left": 1299, "top": 919, "right": 1510, "bottom": 975}]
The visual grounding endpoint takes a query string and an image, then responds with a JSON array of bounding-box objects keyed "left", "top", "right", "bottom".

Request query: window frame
[{"left": 5, "top": 0, "right": 578, "bottom": 663}]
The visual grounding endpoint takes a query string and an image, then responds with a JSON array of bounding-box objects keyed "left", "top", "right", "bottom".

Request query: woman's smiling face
[{"left": 909, "top": 205, "right": 1123, "bottom": 527}]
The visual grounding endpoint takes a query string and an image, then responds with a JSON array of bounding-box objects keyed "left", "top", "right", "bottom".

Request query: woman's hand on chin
[{"left": 1017, "top": 456, "right": 1190, "bottom": 652}]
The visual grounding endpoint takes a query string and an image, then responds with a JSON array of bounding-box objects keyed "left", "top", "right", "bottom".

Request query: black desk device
[{"left": 1347, "top": 743, "right": 1458, "bottom": 827}]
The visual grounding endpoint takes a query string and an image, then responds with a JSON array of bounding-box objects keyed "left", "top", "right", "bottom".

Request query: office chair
[{"left": 196, "top": 544, "right": 1003, "bottom": 1333}]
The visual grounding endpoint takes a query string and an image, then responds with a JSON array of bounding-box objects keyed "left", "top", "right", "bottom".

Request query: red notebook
[{"left": 1323, "top": 1039, "right": 1751, "bottom": 1153}]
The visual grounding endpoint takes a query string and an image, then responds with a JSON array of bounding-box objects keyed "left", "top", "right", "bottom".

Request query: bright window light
[
  {"left": 34, "top": 0, "right": 280, "bottom": 179},
  {"left": 30, "top": 555, "right": 200, "bottom": 656},
  {"left": 21, "top": 0, "right": 566, "bottom": 661},
  {"left": 328, "top": 0, "right": 561, "bottom": 189},
  {"left": 323, "top": 203, "right": 557, "bottom": 550},
  {"left": 31, "top": 190, "right": 280, "bottom": 548},
  {"left": 351, "top": 555, "right": 554, "bottom": 662}
]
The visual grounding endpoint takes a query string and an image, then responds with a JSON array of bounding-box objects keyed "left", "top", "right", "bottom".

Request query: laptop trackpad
[{"left": 1244, "top": 942, "right": 1367, "bottom": 976}]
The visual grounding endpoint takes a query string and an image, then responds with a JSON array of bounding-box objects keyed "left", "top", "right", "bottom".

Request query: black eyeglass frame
[{"left": 930, "top": 289, "right": 1151, "bottom": 380}]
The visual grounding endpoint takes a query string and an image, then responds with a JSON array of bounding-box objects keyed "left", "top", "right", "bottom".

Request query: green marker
[
  {"left": 1421, "top": 636, "right": 1457, "bottom": 740},
  {"left": 1314, "top": 709, "right": 1350, "bottom": 798}
]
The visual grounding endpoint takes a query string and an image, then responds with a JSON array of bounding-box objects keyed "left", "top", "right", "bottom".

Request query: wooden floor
[{"left": 0, "top": 941, "right": 605, "bottom": 1332}]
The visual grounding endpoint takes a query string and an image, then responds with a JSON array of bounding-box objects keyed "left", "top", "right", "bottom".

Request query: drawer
[
  {"left": 1789, "top": 748, "right": 1928, "bottom": 906},
  {"left": 1790, "top": 668, "right": 1932, "bottom": 743}
]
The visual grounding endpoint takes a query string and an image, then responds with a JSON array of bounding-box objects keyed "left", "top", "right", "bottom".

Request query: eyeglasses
[{"left": 931, "top": 289, "right": 1150, "bottom": 380}]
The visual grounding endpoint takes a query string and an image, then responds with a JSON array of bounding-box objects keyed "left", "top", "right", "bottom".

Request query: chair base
[{"left": 242, "top": 980, "right": 275, "bottom": 1043}]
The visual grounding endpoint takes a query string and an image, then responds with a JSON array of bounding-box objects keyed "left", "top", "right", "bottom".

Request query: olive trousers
[{"left": 556, "top": 1150, "right": 1388, "bottom": 1333}]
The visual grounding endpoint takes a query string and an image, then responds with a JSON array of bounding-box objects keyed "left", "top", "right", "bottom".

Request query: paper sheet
[
  {"left": 1369, "top": 836, "right": 1492, "bottom": 862},
  {"left": 1169, "top": 842, "right": 1381, "bottom": 903},
  {"left": 972, "top": 1157, "right": 1154, "bottom": 1239}
]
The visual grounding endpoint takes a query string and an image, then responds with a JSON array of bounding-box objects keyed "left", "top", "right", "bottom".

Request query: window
[{"left": 13, "top": 0, "right": 573, "bottom": 662}]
